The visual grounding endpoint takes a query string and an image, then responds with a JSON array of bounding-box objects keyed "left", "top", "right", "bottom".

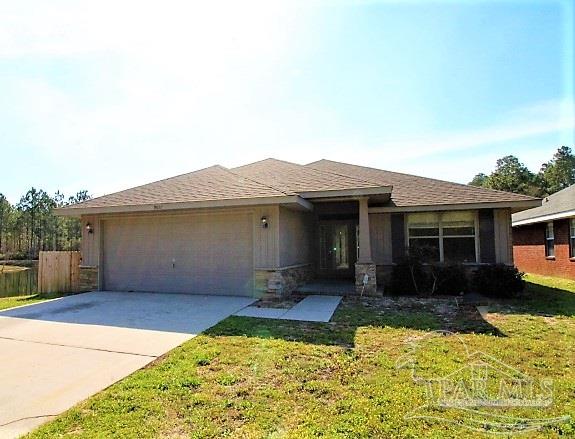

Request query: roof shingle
[
  {"left": 61, "top": 158, "right": 540, "bottom": 213},
  {"left": 306, "top": 159, "right": 539, "bottom": 207}
]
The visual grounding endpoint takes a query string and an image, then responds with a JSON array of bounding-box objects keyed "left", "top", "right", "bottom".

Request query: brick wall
[{"left": 513, "top": 219, "right": 574, "bottom": 280}]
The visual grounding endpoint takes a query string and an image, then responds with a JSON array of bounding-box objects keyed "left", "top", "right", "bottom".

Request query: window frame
[
  {"left": 570, "top": 218, "right": 575, "bottom": 259},
  {"left": 544, "top": 221, "right": 555, "bottom": 258},
  {"left": 405, "top": 211, "right": 480, "bottom": 264}
]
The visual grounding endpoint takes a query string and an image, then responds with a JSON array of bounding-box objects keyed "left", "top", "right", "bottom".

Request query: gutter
[
  {"left": 55, "top": 195, "right": 313, "bottom": 217},
  {"left": 512, "top": 208, "right": 575, "bottom": 227}
]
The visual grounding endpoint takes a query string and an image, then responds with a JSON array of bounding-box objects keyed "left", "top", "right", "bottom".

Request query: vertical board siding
[
  {"left": 479, "top": 209, "right": 496, "bottom": 263},
  {"left": 81, "top": 215, "right": 99, "bottom": 266},
  {"left": 391, "top": 213, "right": 405, "bottom": 263},
  {"left": 279, "top": 207, "right": 313, "bottom": 267},
  {"left": 369, "top": 213, "right": 386, "bottom": 264},
  {"left": 253, "top": 205, "right": 279, "bottom": 268},
  {"left": 494, "top": 208, "right": 512, "bottom": 264},
  {"left": 38, "top": 251, "right": 81, "bottom": 294}
]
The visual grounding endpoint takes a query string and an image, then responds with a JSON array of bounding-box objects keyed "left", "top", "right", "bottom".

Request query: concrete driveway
[{"left": 0, "top": 291, "right": 255, "bottom": 438}]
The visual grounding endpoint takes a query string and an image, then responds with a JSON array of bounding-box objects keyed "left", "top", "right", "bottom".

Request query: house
[
  {"left": 57, "top": 159, "right": 540, "bottom": 296},
  {"left": 512, "top": 184, "right": 575, "bottom": 280}
]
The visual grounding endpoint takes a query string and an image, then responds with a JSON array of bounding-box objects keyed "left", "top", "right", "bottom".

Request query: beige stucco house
[{"left": 58, "top": 159, "right": 540, "bottom": 296}]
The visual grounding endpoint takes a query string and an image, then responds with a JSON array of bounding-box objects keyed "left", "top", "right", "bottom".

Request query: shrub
[
  {"left": 387, "top": 254, "right": 430, "bottom": 295},
  {"left": 429, "top": 264, "right": 468, "bottom": 296},
  {"left": 472, "top": 264, "right": 525, "bottom": 298}
]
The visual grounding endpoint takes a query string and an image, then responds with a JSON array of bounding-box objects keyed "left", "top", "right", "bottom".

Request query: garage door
[{"left": 102, "top": 213, "right": 254, "bottom": 296}]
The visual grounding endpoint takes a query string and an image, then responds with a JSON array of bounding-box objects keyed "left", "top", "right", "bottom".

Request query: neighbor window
[
  {"left": 407, "top": 211, "right": 477, "bottom": 263},
  {"left": 570, "top": 219, "right": 575, "bottom": 258},
  {"left": 545, "top": 222, "right": 555, "bottom": 257}
]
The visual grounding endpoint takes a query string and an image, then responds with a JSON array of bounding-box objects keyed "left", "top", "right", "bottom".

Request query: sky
[{"left": 0, "top": 0, "right": 573, "bottom": 203}]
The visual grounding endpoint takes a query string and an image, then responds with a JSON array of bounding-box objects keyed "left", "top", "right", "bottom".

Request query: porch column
[
  {"left": 357, "top": 197, "right": 372, "bottom": 263},
  {"left": 355, "top": 197, "right": 377, "bottom": 295}
]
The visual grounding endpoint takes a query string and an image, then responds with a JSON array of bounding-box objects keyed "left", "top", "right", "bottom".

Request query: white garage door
[{"left": 102, "top": 213, "right": 254, "bottom": 296}]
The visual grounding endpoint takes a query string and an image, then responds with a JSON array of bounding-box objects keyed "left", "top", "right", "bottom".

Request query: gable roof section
[
  {"left": 231, "top": 158, "right": 382, "bottom": 195},
  {"left": 58, "top": 165, "right": 291, "bottom": 214},
  {"left": 307, "top": 159, "right": 539, "bottom": 209},
  {"left": 512, "top": 184, "right": 575, "bottom": 226}
]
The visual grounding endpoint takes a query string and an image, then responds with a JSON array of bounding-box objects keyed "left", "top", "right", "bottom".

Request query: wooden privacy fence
[{"left": 38, "top": 251, "right": 81, "bottom": 294}]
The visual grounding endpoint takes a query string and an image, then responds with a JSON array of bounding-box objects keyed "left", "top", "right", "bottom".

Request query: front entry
[{"left": 318, "top": 221, "right": 357, "bottom": 279}]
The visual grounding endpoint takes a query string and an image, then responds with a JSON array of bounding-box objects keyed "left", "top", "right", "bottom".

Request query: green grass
[
  {"left": 28, "top": 277, "right": 575, "bottom": 438},
  {"left": 0, "top": 294, "right": 52, "bottom": 311}
]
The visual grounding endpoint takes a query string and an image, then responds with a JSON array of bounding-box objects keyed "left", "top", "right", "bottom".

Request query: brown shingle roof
[
  {"left": 231, "top": 158, "right": 380, "bottom": 194},
  {"left": 306, "top": 159, "right": 539, "bottom": 207},
  {"left": 61, "top": 158, "right": 539, "bottom": 214},
  {"left": 64, "top": 165, "right": 288, "bottom": 210}
]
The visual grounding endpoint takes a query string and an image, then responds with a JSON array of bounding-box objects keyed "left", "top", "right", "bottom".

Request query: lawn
[
  {"left": 28, "top": 276, "right": 575, "bottom": 438},
  {"left": 0, "top": 294, "right": 53, "bottom": 311}
]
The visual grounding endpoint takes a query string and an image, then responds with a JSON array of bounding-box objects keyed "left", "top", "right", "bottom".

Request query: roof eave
[
  {"left": 369, "top": 199, "right": 541, "bottom": 214},
  {"left": 512, "top": 208, "right": 575, "bottom": 227},
  {"left": 298, "top": 186, "right": 392, "bottom": 200},
  {"left": 55, "top": 195, "right": 313, "bottom": 217}
]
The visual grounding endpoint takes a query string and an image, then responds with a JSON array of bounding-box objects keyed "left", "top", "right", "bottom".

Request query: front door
[{"left": 318, "top": 222, "right": 357, "bottom": 278}]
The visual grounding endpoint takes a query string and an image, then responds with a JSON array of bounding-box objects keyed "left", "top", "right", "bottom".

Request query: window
[
  {"left": 570, "top": 219, "right": 575, "bottom": 258},
  {"left": 407, "top": 211, "right": 477, "bottom": 263},
  {"left": 545, "top": 222, "right": 555, "bottom": 258}
]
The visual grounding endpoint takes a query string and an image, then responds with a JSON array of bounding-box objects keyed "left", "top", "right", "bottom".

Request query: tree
[
  {"left": 539, "top": 146, "right": 575, "bottom": 195},
  {"left": 469, "top": 173, "right": 488, "bottom": 187},
  {"left": 0, "top": 194, "right": 11, "bottom": 255},
  {"left": 482, "top": 155, "right": 543, "bottom": 197}
]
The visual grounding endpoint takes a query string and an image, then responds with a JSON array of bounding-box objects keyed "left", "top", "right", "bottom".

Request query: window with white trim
[
  {"left": 407, "top": 211, "right": 478, "bottom": 263},
  {"left": 570, "top": 219, "right": 575, "bottom": 258},
  {"left": 545, "top": 222, "right": 555, "bottom": 257}
]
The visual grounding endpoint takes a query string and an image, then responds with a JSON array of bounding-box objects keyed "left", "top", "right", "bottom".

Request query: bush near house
[
  {"left": 472, "top": 264, "right": 525, "bottom": 298},
  {"left": 388, "top": 253, "right": 469, "bottom": 296},
  {"left": 388, "top": 257, "right": 524, "bottom": 297}
]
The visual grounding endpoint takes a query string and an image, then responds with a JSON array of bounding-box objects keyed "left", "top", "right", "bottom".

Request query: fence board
[{"left": 38, "top": 251, "right": 81, "bottom": 294}]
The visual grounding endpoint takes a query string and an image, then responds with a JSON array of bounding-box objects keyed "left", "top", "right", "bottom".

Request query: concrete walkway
[
  {"left": 234, "top": 295, "right": 343, "bottom": 322},
  {"left": 0, "top": 292, "right": 255, "bottom": 438}
]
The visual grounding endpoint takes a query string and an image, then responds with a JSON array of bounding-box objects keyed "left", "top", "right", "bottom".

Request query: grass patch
[
  {"left": 28, "top": 279, "right": 575, "bottom": 438},
  {"left": 0, "top": 292, "right": 66, "bottom": 311},
  {"left": 0, "top": 294, "right": 48, "bottom": 311}
]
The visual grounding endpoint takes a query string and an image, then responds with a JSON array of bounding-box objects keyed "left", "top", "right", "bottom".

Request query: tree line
[
  {"left": 470, "top": 146, "right": 575, "bottom": 197},
  {"left": 0, "top": 189, "right": 91, "bottom": 260}
]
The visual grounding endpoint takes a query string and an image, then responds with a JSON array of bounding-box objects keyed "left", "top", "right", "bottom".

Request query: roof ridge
[
  {"left": 309, "top": 159, "right": 540, "bottom": 201},
  {"left": 305, "top": 160, "right": 390, "bottom": 189},
  {"left": 222, "top": 166, "right": 291, "bottom": 196}
]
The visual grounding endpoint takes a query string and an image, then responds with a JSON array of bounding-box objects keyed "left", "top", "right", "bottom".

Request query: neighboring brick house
[{"left": 512, "top": 185, "right": 575, "bottom": 280}]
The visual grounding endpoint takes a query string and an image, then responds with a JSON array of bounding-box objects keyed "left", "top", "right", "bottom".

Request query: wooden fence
[{"left": 38, "top": 251, "right": 81, "bottom": 294}]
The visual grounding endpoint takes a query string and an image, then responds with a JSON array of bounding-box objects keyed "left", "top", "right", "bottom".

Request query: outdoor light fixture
[
  {"left": 261, "top": 216, "right": 268, "bottom": 228},
  {"left": 85, "top": 223, "right": 94, "bottom": 234}
]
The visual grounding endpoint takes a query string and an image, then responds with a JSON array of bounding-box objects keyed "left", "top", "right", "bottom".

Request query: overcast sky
[{"left": 1, "top": 0, "right": 573, "bottom": 203}]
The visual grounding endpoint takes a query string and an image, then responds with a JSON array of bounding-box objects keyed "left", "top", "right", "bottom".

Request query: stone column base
[{"left": 355, "top": 262, "right": 377, "bottom": 295}]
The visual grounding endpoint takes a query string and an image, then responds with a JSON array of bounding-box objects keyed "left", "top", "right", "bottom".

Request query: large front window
[{"left": 407, "top": 211, "right": 478, "bottom": 263}]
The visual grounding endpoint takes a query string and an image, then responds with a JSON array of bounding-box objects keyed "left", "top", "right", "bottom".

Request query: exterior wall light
[
  {"left": 261, "top": 216, "right": 269, "bottom": 228},
  {"left": 86, "top": 223, "right": 94, "bottom": 234}
]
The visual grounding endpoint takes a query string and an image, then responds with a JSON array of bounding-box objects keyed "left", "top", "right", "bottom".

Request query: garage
[{"left": 102, "top": 212, "right": 254, "bottom": 296}]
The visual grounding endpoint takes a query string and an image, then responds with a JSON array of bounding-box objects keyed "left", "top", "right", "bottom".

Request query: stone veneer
[
  {"left": 355, "top": 262, "right": 377, "bottom": 295},
  {"left": 78, "top": 266, "right": 99, "bottom": 292},
  {"left": 255, "top": 264, "right": 314, "bottom": 298}
]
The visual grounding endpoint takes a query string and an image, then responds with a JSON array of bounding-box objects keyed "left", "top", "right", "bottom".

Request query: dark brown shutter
[
  {"left": 391, "top": 213, "right": 405, "bottom": 263},
  {"left": 479, "top": 209, "right": 496, "bottom": 263}
]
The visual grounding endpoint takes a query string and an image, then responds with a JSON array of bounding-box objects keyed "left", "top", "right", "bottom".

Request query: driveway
[{"left": 0, "top": 291, "right": 255, "bottom": 438}]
